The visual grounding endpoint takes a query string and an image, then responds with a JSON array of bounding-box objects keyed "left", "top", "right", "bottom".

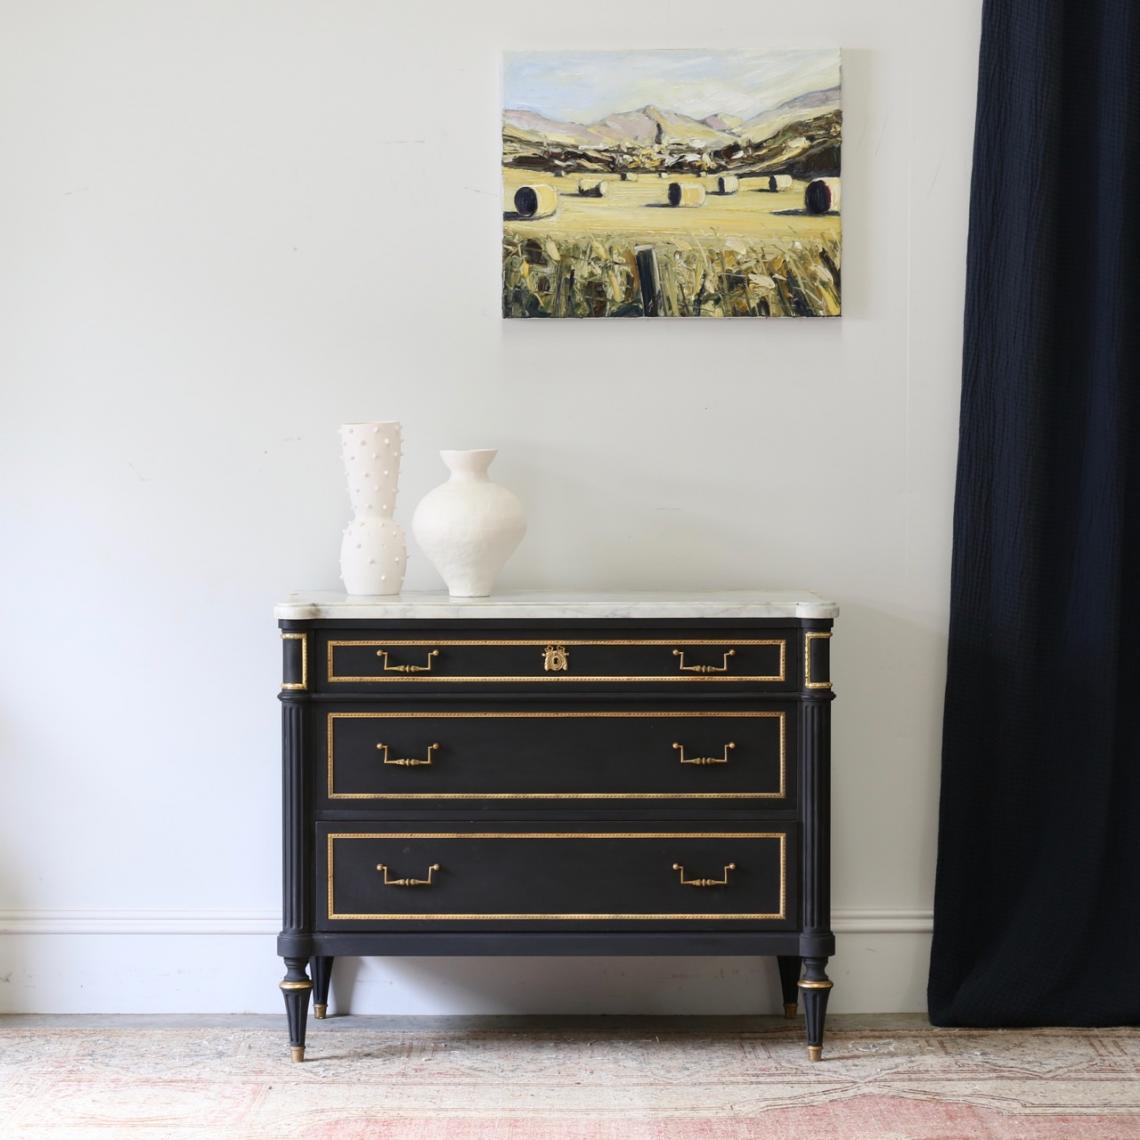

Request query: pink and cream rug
[{"left": 2, "top": 1014, "right": 1138, "bottom": 1138}]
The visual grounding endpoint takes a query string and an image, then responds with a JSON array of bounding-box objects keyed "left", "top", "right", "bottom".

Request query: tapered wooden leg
[
  {"left": 777, "top": 955, "right": 802, "bottom": 1019},
  {"left": 312, "top": 956, "right": 334, "bottom": 1019},
  {"left": 798, "top": 957, "right": 833, "bottom": 1061},
  {"left": 280, "top": 956, "right": 312, "bottom": 1062}
]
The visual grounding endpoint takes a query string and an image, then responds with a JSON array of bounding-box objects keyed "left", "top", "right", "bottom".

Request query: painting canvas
[{"left": 502, "top": 49, "right": 841, "bottom": 319}]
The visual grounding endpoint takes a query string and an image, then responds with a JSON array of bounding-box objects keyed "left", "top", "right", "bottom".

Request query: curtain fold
[{"left": 929, "top": 0, "right": 1140, "bottom": 1025}]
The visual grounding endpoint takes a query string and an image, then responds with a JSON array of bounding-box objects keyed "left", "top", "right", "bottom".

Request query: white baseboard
[
  {"left": 0, "top": 910, "right": 280, "bottom": 935},
  {"left": 0, "top": 908, "right": 933, "bottom": 1015}
]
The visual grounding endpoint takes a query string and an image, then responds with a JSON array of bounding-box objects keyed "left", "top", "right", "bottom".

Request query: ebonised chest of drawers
[{"left": 276, "top": 590, "right": 837, "bottom": 1062}]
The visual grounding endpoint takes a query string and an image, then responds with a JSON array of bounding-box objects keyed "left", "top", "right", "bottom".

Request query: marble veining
[{"left": 275, "top": 589, "right": 838, "bottom": 621}]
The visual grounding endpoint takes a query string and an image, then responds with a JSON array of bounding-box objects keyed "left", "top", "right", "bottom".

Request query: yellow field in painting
[
  {"left": 501, "top": 167, "right": 841, "bottom": 317},
  {"left": 502, "top": 167, "right": 840, "bottom": 244}
]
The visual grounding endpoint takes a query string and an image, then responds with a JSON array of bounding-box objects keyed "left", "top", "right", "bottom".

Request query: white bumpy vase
[
  {"left": 338, "top": 422, "right": 407, "bottom": 596},
  {"left": 412, "top": 449, "right": 526, "bottom": 597}
]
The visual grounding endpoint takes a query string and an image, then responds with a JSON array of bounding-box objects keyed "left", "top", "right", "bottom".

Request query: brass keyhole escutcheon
[{"left": 542, "top": 644, "right": 569, "bottom": 672}]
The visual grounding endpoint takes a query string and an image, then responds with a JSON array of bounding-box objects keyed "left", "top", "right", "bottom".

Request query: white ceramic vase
[
  {"left": 338, "top": 422, "right": 407, "bottom": 596},
  {"left": 412, "top": 449, "right": 526, "bottom": 597}
]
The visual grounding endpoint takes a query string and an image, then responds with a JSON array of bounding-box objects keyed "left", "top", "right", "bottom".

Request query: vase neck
[{"left": 442, "top": 449, "right": 496, "bottom": 482}]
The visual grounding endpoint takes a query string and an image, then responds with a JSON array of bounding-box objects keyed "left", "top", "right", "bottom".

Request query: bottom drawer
[{"left": 318, "top": 823, "right": 796, "bottom": 931}]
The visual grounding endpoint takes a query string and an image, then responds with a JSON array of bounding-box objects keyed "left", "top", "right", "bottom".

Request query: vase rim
[{"left": 440, "top": 448, "right": 498, "bottom": 479}]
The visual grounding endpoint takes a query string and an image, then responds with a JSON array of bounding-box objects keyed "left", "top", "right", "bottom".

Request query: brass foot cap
[
  {"left": 807, "top": 1045, "right": 822, "bottom": 1063},
  {"left": 290, "top": 1046, "right": 305, "bottom": 1063},
  {"left": 314, "top": 1004, "right": 327, "bottom": 1020},
  {"left": 784, "top": 1002, "right": 798, "bottom": 1019}
]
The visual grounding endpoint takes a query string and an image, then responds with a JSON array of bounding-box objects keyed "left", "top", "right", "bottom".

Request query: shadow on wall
[
  {"left": 490, "top": 438, "right": 825, "bottom": 593},
  {"left": 0, "top": 703, "right": 27, "bottom": 1012},
  {"left": 833, "top": 47, "right": 872, "bottom": 322},
  {"left": 329, "top": 956, "right": 785, "bottom": 1017},
  {"left": 0, "top": 866, "right": 21, "bottom": 1013},
  {"left": 827, "top": 599, "right": 948, "bottom": 920}
]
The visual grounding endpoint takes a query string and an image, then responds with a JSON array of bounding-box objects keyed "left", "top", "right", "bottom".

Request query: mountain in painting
[
  {"left": 506, "top": 105, "right": 738, "bottom": 149},
  {"left": 733, "top": 85, "right": 841, "bottom": 143},
  {"left": 719, "top": 109, "right": 842, "bottom": 178},
  {"left": 593, "top": 105, "right": 737, "bottom": 147},
  {"left": 503, "top": 87, "right": 840, "bottom": 152},
  {"left": 501, "top": 110, "right": 611, "bottom": 147},
  {"left": 702, "top": 112, "right": 744, "bottom": 131}
]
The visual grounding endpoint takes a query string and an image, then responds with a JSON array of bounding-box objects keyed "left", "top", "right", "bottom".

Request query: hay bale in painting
[
  {"left": 768, "top": 174, "right": 793, "bottom": 191},
  {"left": 717, "top": 174, "right": 739, "bottom": 195},
  {"left": 667, "top": 182, "right": 706, "bottom": 207},
  {"left": 514, "top": 184, "right": 558, "bottom": 219},
  {"left": 804, "top": 178, "right": 841, "bottom": 214},
  {"left": 578, "top": 179, "right": 607, "bottom": 197},
  {"left": 620, "top": 171, "right": 639, "bottom": 181}
]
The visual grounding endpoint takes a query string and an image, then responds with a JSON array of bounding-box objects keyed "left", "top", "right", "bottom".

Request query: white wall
[{"left": 0, "top": 0, "right": 981, "bottom": 1014}]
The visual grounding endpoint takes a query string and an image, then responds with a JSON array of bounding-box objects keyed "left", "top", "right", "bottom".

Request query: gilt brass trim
[
  {"left": 804, "top": 631, "right": 832, "bottom": 690},
  {"left": 326, "top": 831, "right": 787, "bottom": 921},
  {"left": 281, "top": 632, "right": 308, "bottom": 691},
  {"left": 326, "top": 710, "right": 785, "bottom": 800},
  {"left": 279, "top": 980, "right": 313, "bottom": 991},
  {"left": 326, "top": 638, "right": 786, "bottom": 684},
  {"left": 796, "top": 979, "right": 834, "bottom": 990}
]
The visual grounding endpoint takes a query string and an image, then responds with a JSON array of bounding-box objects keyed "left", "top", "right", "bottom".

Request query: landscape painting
[{"left": 502, "top": 49, "right": 841, "bottom": 319}]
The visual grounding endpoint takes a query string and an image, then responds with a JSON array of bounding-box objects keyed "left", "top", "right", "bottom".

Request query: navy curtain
[{"left": 929, "top": 0, "right": 1140, "bottom": 1025}]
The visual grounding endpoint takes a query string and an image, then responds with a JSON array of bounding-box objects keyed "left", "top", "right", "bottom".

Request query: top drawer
[{"left": 322, "top": 633, "right": 790, "bottom": 687}]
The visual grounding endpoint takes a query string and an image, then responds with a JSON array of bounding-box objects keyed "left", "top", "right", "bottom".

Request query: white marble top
[{"left": 275, "top": 590, "right": 838, "bottom": 621}]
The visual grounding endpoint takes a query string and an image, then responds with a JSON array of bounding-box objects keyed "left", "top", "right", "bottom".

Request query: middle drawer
[{"left": 322, "top": 707, "right": 792, "bottom": 805}]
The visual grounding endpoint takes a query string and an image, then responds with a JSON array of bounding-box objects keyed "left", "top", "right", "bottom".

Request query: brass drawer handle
[
  {"left": 376, "top": 648, "right": 440, "bottom": 673},
  {"left": 376, "top": 862, "right": 441, "bottom": 887},
  {"left": 673, "top": 648, "right": 736, "bottom": 674},
  {"left": 673, "top": 742, "right": 735, "bottom": 766},
  {"left": 376, "top": 742, "right": 439, "bottom": 767},
  {"left": 673, "top": 862, "right": 735, "bottom": 887}
]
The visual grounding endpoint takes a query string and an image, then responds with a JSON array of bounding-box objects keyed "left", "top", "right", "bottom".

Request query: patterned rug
[{"left": 2, "top": 1015, "right": 1138, "bottom": 1139}]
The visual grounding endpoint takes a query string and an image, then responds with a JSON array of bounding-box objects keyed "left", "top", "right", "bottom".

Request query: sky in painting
[{"left": 503, "top": 50, "right": 840, "bottom": 125}]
